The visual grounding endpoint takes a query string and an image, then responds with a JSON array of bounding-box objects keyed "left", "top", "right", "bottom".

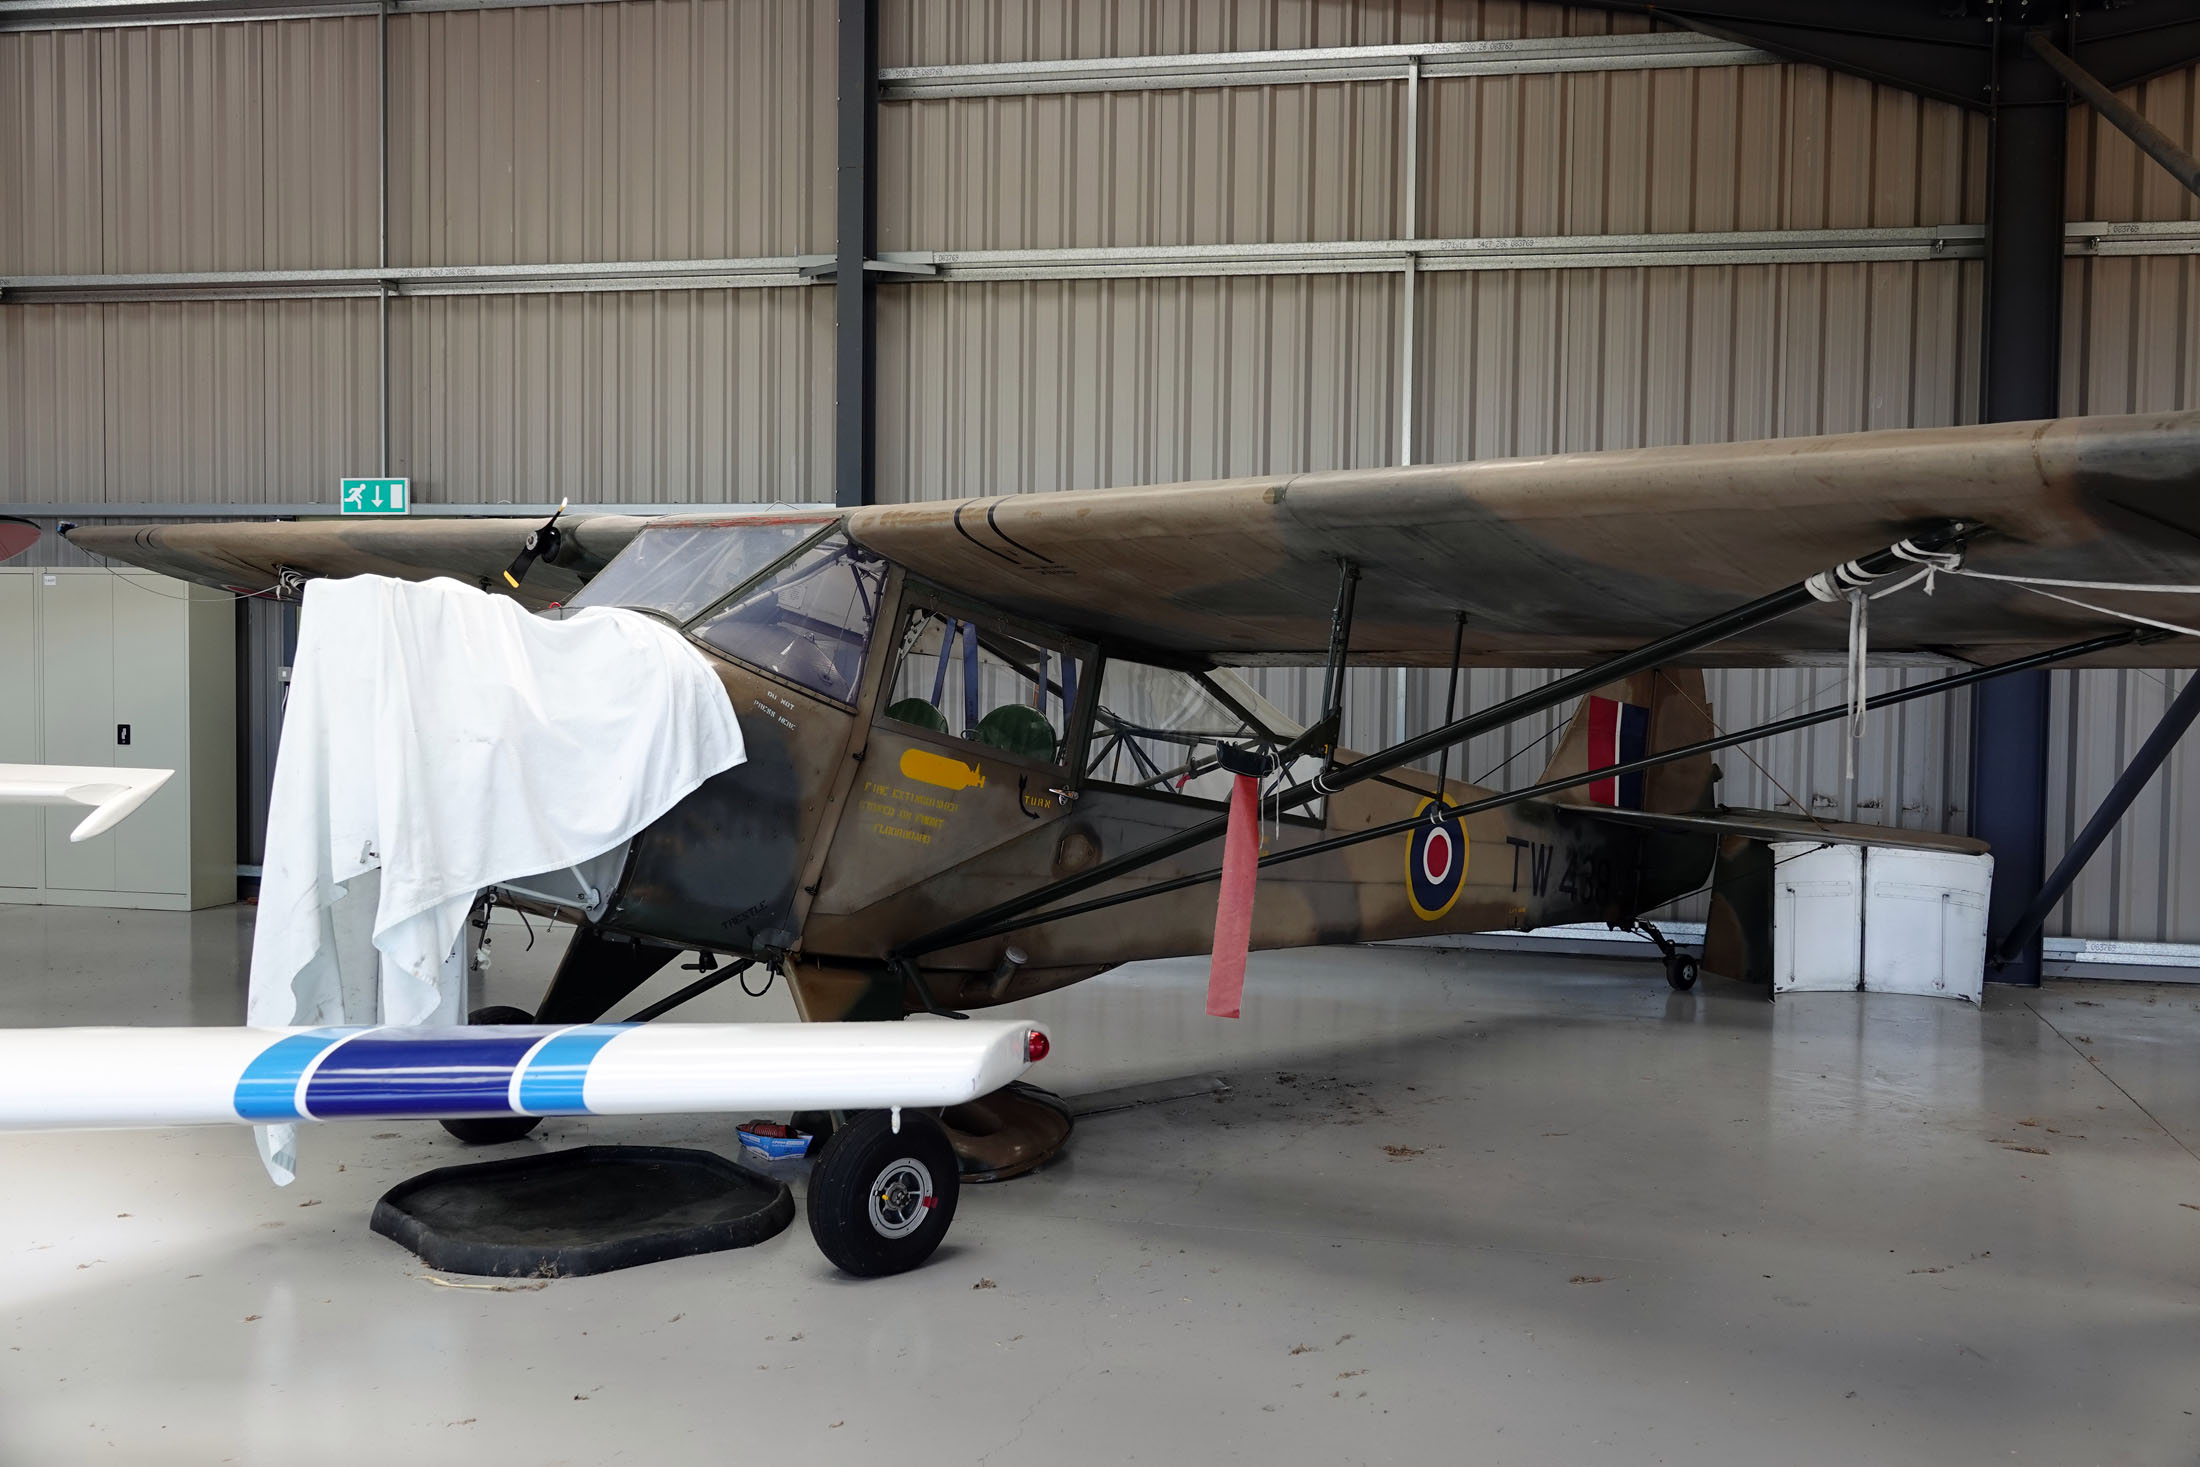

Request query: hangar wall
[{"left": 4, "top": 0, "right": 2200, "bottom": 945}]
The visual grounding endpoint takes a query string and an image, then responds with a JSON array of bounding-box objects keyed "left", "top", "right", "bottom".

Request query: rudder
[{"left": 1535, "top": 667, "right": 1716, "bottom": 816}]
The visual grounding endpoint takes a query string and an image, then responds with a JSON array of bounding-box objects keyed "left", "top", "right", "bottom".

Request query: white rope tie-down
[
  {"left": 1804, "top": 539, "right": 1965, "bottom": 779},
  {"left": 1804, "top": 536, "right": 2200, "bottom": 779}
]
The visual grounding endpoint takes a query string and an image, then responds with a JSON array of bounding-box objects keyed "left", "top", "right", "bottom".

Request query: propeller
[{"left": 501, "top": 498, "right": 569, "bottom": 589}]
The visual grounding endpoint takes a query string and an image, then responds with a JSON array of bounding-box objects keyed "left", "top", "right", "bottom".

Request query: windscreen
[
  {"left": 567, "top": 522, "right": 821, "bottom": 622},
  {"left": 689, "top": 531, "right": 888, "bottom": 704}
]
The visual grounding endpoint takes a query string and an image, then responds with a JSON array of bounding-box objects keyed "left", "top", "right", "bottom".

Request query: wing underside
[
  {"left": 62, "top": 516, "right": 649, "bottom": 610},
  {"left": 846, "top": 411, "right": 2200, "bottom": 669}
]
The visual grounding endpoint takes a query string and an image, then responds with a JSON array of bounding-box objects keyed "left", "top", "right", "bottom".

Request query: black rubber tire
[
  {"left": 805, "top": 1110, "right": 960, "bottom": 1278},
  {"left": 438, "top": 1005, "right": 548, "bottom": 1145},
  {"left": 1664, "top": 954, "right": 1701, "bottom": 992}
]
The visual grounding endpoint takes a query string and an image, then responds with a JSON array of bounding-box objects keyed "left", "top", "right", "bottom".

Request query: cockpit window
[
  {"left": 1085, "top": 662, "right": 1323, "bottom": 816},
  {"left": 689, "top": 531, "right": 888, "bottom": 704},
  {"left": 883, "top": 605, "right": 1086, "bottom": 766},
  {"left": 567, "top": 522, "right": 821, "bottom": 622}
]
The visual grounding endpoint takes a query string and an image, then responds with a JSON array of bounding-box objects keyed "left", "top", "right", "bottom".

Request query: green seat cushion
[
  {"left": 884, "top": 697, "right": 950, "bottom": 733},
  {"left": 971, "top": 704, "right": 1058, "bottom": 761}
]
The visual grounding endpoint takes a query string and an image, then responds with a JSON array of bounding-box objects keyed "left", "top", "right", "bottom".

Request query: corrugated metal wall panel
[
  {"left": 879, "top": 60, "right": 1984, "bottom": 254},
  {"left": 1414, "top": 260, "right": 1981, "bottom": 459},
  {"left": 3, "top": 4, "right": 829, "bottom": 277},
  {"left": 392, "top": 287, "right": 834, "bottom": 505},
  {"left": 257, "top": 18, "right": 381, "bottom": 272},
  {"left": 389, "top": 0, "right": 833, "bottom": 267},
  {"left": 101, "top": 300, "right": 379, "bottom": 504},
  {"left": 2064, "top": 255, "right": 2198, "bottom": 416},
  {"left": 1, "top": 21, "right": 375, "bottom": 276},
  {"left": 1421, "top": 65, "right": 1984, "bottom": 237},
  {"left": 881, "top": 82, "right": 1406, "bottom": 251},
  {"left": 877, "top": 274, "right": 1400, "bottom": 501},
  {"left": 0, "top": 30, "right": 108, "bottom": 276},
  {"left": 0, "top": 304, "right": 109, "bottom": 500},
  {"left": 2, "top": 300, "right": 377, "bottom": 506},
  {"left": 880, "top": 0, "right": 1655, "bottom": 69},
  {"left": 2066, "top": 61, "right": 2200, "bottom": 224}
]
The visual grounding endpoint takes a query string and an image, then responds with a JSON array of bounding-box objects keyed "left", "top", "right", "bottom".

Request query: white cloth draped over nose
[{"left": 247, "top": 575, "right": 746, "bottom": 1181}]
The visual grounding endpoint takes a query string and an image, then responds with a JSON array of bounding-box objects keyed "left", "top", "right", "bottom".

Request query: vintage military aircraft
[{"left": 61, "top": 410, "right": 2200, "bottom": 1178}]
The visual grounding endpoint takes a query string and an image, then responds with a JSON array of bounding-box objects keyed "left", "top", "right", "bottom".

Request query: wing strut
[
  {"left": 928, "top": 627, "right": 2144, "bottom": 944},
  {"left": 1313, "top": 559, "right": 1360, "bottom": 778},
  {"left": 885, "top": 521, "right": 1975, "bottom": 961}
]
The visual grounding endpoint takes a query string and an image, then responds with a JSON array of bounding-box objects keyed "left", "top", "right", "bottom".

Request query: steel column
[
  {"left": 1972, "top": 22, "right": 2069, "bottom": 987},
  {"left": 376, "top": 0, "right": 391, "bottom": 476},
  {"left": 833, "top": 0, "right": 878, "bottom": 510}
]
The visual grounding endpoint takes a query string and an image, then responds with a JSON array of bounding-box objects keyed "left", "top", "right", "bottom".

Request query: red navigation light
[{"left": 1024, "top": 1029, "right": 1051, "bottom": 1064}]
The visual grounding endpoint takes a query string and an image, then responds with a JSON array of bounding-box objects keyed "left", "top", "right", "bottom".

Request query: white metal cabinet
[{"left": 0, "top": 569, "right": 235, "bottom": 910}]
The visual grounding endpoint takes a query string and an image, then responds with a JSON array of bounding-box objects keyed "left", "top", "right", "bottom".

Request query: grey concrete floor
[{"left": 1, "top": 903, "right": 2197, "bottom": 1466}]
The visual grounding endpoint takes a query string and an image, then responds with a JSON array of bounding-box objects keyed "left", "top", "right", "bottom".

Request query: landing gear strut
[{"left": 1634, "top": 921, "right": 1701, "bottom": 991}]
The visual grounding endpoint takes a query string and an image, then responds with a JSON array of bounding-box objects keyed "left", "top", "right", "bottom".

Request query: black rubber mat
[{"left": 371, "top": 1144, "right": 794, "bottom": 1278}]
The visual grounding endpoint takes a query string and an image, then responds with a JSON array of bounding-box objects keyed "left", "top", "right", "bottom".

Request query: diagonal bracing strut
[{"left": 929, "top": 628, "right": 2143, "bottom": 945}]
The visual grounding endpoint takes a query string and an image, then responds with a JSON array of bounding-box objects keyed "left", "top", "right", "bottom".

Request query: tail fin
[{"left": 1537, "top": 667, "right": 1716, "bottom": 815}]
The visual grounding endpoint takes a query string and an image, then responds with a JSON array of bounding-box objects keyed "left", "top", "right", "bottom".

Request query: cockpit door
[
  {"left": 808, "top": 594, "right": 1094, "bottom": 920},
  {"left": 596, "top": 529, "right": 896, "bottom": 957}
]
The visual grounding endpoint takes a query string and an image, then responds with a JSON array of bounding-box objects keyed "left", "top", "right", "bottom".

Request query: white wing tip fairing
[{"left": 0, "top": 764, "right": 176, "bottom": 841}]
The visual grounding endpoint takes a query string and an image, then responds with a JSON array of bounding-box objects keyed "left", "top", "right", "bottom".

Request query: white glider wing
[{"left": 0, "top": 764, "right": 176, "bottom": 842}]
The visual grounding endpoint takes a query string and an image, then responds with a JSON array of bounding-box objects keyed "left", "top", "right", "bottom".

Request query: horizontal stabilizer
[{"left": 1564, "top": 804, "right": 1987, "bottom": 856}]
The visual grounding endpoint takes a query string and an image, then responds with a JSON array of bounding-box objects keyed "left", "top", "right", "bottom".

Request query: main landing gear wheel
[
  {"left": 1664, "top": 954, "right": 1701, "bottom": 991},
  {"left": 437, "top": 1006, "right": 548, "bottom": 1146},
  {"left": 806, "top": 1109, "right": 960, "bottom": 1277}
]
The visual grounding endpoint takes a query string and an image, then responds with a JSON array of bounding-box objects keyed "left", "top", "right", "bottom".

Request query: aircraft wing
[
  {"left": 849, "top": 411, "right": 2200, "bottom": 669},
  {"left": 62, "top": 515, "right": 650, "bottom": 611},
  {"left": 0, "top": 764, "right": 176, "bottom": 841}
]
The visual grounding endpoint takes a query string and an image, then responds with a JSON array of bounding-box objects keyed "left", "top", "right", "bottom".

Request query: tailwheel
[
  {"left": 939, "top": 1081, "right": 1073, "bottom": 1182},
  {"left": 1664, "top": 953, "right": 1701, "bottom": 991},
  {"left": 806, "top": 1109, "right": 960, "bottom": 1277},
  {"left": 437, "top": 1005, "right": 548, "bottom": 1145}
]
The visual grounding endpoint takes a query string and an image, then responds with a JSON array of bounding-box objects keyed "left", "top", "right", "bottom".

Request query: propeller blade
[{"left": 500, "top": 498, "right": 569, "bottom": 589}]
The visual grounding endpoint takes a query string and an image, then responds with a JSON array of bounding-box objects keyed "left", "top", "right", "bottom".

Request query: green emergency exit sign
[{"left": 339, "top": 477, "right": 409, "bottom": 515}]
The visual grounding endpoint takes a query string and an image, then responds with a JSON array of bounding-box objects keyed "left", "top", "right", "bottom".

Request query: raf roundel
[{"left": 1406, "top": 798, "right": 1468, "bottom": 921}]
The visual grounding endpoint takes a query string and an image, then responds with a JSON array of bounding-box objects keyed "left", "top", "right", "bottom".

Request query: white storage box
[{"left": 1770, "top": 841, "right": 1993, "bottom": 1002}]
